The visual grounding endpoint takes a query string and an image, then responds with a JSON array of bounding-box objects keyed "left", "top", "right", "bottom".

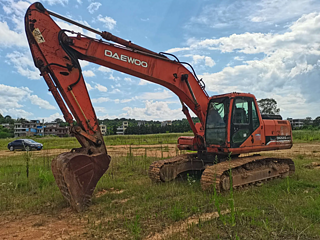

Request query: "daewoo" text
[{"left": 104, "top": 50, "right": 148, "bottom": 68}]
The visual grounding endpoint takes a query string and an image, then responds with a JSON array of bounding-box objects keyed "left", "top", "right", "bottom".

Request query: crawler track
[
  {"left": 201, "top": 156, "right": 295, "bottom": 191},
  {"left": 149, "top": 154, "right": 295, "bottom": 191},
  {"left": 149, "top": 153, "right": 202, "bottom": 182}
]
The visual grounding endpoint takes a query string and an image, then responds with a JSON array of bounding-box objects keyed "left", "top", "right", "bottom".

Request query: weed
[
  {"left": 286, "top": 176, "right": 290, "bottom": 194},
  {"left": 126, "top": 214, "right": 142, "bottom": 240},
  {"left": 38, "top": 168, "right": 55, "bottom": 190},
  {"left": 228, "top": 158, "right": 236, "bottom": 227},
  {"left": 23, "top": 151, "right": 31, "bottom": 178},
  {"left": 169, "top": 203, "right": 184, "bottom": 221},
  {"left": 187, "top": 173, "right": 196, "bottom": 186}
]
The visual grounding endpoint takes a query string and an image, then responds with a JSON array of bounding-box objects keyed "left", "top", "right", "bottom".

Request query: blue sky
[{"left": 1, "top": 0, "right": 320, "bottom": 122}]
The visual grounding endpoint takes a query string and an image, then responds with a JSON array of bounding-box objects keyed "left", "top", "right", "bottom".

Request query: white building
[{"left": 116, "top": 121, "right": 128, "bottom": 135}]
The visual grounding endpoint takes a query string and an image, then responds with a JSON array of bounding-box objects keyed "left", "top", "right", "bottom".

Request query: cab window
[{"left": 205, "top": 97, "right": 229, "bottom": 145}]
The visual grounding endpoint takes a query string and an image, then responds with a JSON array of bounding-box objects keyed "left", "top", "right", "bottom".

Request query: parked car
[{"left": 7, "top": 139, "right": 43, "bottom": 151}]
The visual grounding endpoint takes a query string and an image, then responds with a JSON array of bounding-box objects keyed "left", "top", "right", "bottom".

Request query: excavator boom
[{"left": 25, "top": 2, "right": 209, "bottom": 211}]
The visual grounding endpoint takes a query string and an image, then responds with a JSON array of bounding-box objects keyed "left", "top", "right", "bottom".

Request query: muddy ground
[{"left": 0, "top": 142, "right": 319, "bottom": 239}]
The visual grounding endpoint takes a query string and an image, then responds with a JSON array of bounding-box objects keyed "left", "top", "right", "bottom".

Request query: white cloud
[
  {"left": 86, "top": 83, "right": 93, "bottom": 91},
  {"left": 95, "top": 107, "right": 107, "bottom": 113},
  {"left": 28, "top": 95, "right": 56, "bottom": 110},
  {"left": 76, "top": 0, "right": 82, "bottom": 4},
  {"left": 2, "top": 0, "right": 31, "bottom": 16},
  {"left": 138, "top": 90, "right": 173, "bottom": 100},
  {"left": 96, "top": 14, "right": 116, "bottom": 30},
  {"left": 79, "top": 60, "right": 89, "bottom": 68},
  {"left": 87, "top": 2, "right": 101, "bottom": 14},
  {"left": 83, "top": 70, "right": 95, "bottom": 77},
  {"left": 121, "top": 98, "right": 134, "bottom": 103},
  {"left": 44, "top": 0, "right": 68, "bottom": 6},
  {"left": 185, "top": 54, "right": 216, "bottom": 67},
  {"left": 98, "top": 66, "right": 112, "bottom": 73},
  {"left": 0, "top": 21, "right": 27, "bottom": 47},
  {"left": 249, "top": 0, "right": 320, "bottom": 24},
  {"left": 124, "top": 77, "right": 132, "bottom": 82},
  {"left": 92, "top": 97, "right": 111, "bottom": 103},
  {"left": 110, "top": 88, "right": 121, "bottom": 94},
  {"left": 166, "top": 47, "right": 190, "bottom": 54},
  {"left": 1, "top": 108, "right": 33, "bottom": 119},
  {"left": 6, "top": 51, "right": 40, "bottom": 80},
  {"left": 109, "top": 72, "right": 120, "bottom": 81},
  {"left": 138, "top": 79, "right": 149, "bottom": 85},
  {"left": 0, "top": 84, "right": 31, "bottom": 109},
  {"left": 95, "top": 83, "right": 108, "bottom": 92},
  {"left": 185, "top": 12, "right": 320, "bottom": 118},
  {"left": 55, "top": 20, "right": 97, "bottom": 38},
  {"left": 234, "top": 56, "right": 244, "bottom": 61},
  {"left": 121, "top": 100, "right": 183, "bottom": 121},
  {"left": 187, "top": 0, "right": 320, "bottom": 30},
  {"left": 39, "top": 112, "right": 64, "bottom": 123},
  {"left": 0, "top": 84, "right": 57, "bottom": 117}
]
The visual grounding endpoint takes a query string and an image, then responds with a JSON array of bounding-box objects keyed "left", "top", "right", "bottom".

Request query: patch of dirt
[
  {"left": 95, "top": 188, "right": 124, "bottom": 198},
  {"left": 303, "top": 162, "right": 320, "bottom": 169},
  {"left": 1, "top": 142, "right": 320, "bottom": 160},
  {"left": 112, "top": 197, "right": 134, "bottom": 204},
  {"left": 258, "top": 142, "right": 320, "bottom": 158},
  {"left": 0, "top": 144, "right": 179, "bottom": 159},
  {"left": 0, "top": 209, "right": 86, "bottom": 240},
  {"left": 144, "top": 209, "right": 230, "bottom": 240}
]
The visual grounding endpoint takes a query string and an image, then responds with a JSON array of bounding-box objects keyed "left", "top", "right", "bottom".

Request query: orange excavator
[{"left": 25, "top": 2, "right": 295, "bottom": 211}]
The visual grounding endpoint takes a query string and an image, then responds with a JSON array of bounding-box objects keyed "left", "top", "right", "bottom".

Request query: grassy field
[
  {"left": 1, "top": 134, "right": 320, "bottom": 239},
  {"left": 0, "top": 132, "right": 194, "bottom": 151},
  {"left": 293, "top": 130, "right": 320, "bottom": 142},
  {"left": 0, "top": 130, "right": 319, "bottom": 152}
]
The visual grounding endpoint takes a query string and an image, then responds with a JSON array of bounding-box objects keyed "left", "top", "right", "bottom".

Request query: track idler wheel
[{"left": 52, "top": 152, "right": 111, "bottom": 212}]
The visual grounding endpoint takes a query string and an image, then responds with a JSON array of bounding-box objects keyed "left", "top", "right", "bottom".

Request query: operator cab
[{"left": 205, "top": 93, "right": 260, "bottom": 149}]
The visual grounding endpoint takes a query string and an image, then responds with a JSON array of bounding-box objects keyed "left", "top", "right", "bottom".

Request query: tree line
[{"left": 1, "top": 98, "right": 320, "bottom": 138}]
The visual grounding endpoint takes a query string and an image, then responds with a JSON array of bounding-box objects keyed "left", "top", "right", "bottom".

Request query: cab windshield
[{"left": 205, "top": 97, "right": 229, "bottom": 145}]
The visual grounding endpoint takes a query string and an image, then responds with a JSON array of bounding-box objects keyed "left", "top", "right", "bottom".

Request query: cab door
[{"left": 230, "top": 97, "right": 260, "bottom": 148}]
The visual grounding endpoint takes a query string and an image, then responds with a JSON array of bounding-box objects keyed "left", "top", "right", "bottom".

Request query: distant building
[
  {"left": 161, "top": 120, "right": 172, "bottom": 127},
  {"left": 287, "top": 118, "right": 313, "bottom": 129},
  {"left": 1, "top": 123, "right": 11, "bottom": 130},
  {"left": 137, "top": 121, "right": 146, "bottom": 127},
  {"left": 44, "top": 122, "right": 69, "bottom": 137},
  {"left": 14, "top": 120, "right": 40, "bottom": 138},
  {"left": 14, "top": 120, "right": 69, "bottom": 138},
  {"left": 100, "top": 124, "right": 107, "bottom": 135},
  {"left": 116, "top": 121, "right": 128, "bottom": 135}
]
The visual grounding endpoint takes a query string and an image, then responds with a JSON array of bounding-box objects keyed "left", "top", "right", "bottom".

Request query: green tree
[
  {"left": 257, "top": 98, "right": 280, "bottom": 115},
  {"left": 313, "top": 116, "right": 320, "bottom": 127}
]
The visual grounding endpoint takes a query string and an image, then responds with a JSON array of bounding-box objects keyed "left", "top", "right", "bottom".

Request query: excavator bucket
[{"left": 52, "top": 152, "right": 111, "bottom": 212}]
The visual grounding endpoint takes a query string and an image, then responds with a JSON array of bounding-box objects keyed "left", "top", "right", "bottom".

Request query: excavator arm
[{"left": 25, "top": 2, "right": 210, "bottom": 211}]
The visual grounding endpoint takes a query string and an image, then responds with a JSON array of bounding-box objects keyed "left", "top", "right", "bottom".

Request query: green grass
[
  {"left": 1, "top": 131, "right": 320, "bottom": 239},
  {"left": 0, "top": 132, "right": 193, "bottom": 151},
  {"left": 0, "top": 130, "right": 319, "bottom": 151},
  {"left": 293, "top": 130, "right": 320, "bottom": 142},
  {"left": 1, "top": 145, "right": 320, "bottom": 239}
]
